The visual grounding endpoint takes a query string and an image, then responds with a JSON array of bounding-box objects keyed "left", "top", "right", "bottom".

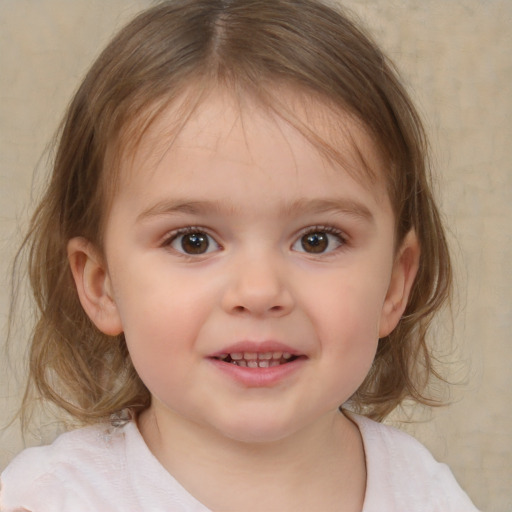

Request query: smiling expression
[{"left": 70, "top": 89, "right": 417, "bottom": 443}]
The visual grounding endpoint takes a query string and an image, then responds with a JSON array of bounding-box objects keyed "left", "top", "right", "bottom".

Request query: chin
[{"left": 211, "top": 414, "right": 306, "bottom": 445}]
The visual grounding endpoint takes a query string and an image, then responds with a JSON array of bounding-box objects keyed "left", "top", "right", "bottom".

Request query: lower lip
[{"left": 208, "top": 357, "right": 306, "bottom": 387}]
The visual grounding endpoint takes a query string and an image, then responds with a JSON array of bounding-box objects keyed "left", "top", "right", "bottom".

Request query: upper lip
[{"left": 209, "top": 340, "right": 302, "bottom": 358}]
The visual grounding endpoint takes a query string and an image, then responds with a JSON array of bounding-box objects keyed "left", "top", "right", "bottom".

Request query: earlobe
[
  {"left": 379, "top": 230, "right": 420, "bottom": 338},
  {"left": 67, "top": 237, "right": 123, "bottom": 336}
]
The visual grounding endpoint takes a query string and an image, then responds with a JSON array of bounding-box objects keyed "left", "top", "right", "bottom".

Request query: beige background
[{"left": 1, "top": 1, "right": 511, "bottom": 510}]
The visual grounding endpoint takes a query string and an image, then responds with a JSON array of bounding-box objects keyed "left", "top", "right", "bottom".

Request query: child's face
[{"left": 71, "top": 90, "right": 418, "bottom": 443}]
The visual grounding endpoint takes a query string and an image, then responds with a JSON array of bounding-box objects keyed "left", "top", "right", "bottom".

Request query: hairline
[{"left": 98, "top": 77, "right": 393, "bottom": 247}]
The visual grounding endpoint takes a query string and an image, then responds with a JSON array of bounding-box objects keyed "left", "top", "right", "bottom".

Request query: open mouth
[{"left": 213, "top": 351, "right": 300, "bottom": 368}]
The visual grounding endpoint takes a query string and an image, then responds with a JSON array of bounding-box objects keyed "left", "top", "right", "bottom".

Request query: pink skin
[{"left": 68, "top": 88, "right": 419, "bottom": 510}]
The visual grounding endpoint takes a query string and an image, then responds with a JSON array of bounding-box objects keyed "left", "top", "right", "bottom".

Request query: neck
[{"left": 138, "top": 406, "right": 366, "bottom": 512}]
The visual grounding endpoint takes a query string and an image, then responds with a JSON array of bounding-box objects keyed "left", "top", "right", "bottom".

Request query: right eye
[{"left": 168, "top": 230, "right": 220, "bottom": 255}]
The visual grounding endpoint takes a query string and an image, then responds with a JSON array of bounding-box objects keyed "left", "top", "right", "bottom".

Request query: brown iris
[
  {"left": 181, "top": 232, "right": 209, "bottom": 254},
  {"left": 301, "top": 232, "right": 328, "bottom": 253}
]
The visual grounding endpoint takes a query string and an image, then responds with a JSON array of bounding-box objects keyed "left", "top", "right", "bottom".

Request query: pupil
[
  {"left": 302, "top": 232, "right": 328, "bottom": 253},
  {"left": 182, "top": 233, "right": 209, "bottom": 254}
]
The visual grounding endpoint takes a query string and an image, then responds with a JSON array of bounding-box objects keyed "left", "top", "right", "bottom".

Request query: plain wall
[{"left": 1, "top": 1, "right": 511, "bottom": 510}]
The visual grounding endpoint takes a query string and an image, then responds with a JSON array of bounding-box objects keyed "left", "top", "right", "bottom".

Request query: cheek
[
  {"left": 117, "top": 289, "right": 208, "bottom": 409},
  {"left": 109, "top": 266, "right": 213, "bottom": 379},
  {"left": 311, "top": 273, "right": 389, "bottom": 341},
  {"left": 321, "top": 311, "right": 379, "bottom": 405},
  {"left": 111, "top": 253, "right": 208, "bottom": 331},
  {"left": 306, "top": 273, "right": 387, "bottom": 388}
]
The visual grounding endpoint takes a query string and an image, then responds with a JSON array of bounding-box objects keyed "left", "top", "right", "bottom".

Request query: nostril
[
  {"left": 223, "top": 283, "right": 294, "bottom": 316},
  {"left": 231, "top": 304, "right": 284, "bottom": 315}
]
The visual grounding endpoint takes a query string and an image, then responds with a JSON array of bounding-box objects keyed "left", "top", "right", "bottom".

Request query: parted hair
[{"left": 17, "top": 0, "right": 452, "bottom": 425}]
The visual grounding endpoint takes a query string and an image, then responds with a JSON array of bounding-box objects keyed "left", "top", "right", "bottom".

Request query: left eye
[
  {"left": 170, "top": 231, "right": 219, "bottom": 255},
  {"left": 292, "top": 230, "right": 344, "bottom": 254}
]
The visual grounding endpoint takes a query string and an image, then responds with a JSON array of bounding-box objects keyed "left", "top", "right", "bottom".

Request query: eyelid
[
  {"left": 162, "top": 226, "right": 221, "bottom": 255},
  {"left": 291, "top": 225, "right": 348, "bottom": 254}
]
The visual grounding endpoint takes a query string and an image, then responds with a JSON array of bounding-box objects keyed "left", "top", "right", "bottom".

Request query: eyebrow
[
  {"left": 137, "top": 200, "right": 228, "bottom": 222},
  {"left": 282, "top": 198, "right": 374, "bottom": 223},
  {"left": 136, "top": 197, "right": 374, "bottom": 224}
]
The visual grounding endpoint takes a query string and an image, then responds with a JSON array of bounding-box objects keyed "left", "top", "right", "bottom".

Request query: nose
[{"left": 221, "top": 253, "right": 294, "bottom": 317}]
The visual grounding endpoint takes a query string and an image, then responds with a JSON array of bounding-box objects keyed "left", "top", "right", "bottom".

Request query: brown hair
[{"left": 15, "top": 0, "right": 451, "bottom": 425}]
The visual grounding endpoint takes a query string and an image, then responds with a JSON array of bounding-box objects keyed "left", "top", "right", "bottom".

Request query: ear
[
  {"left": 67, "top": 237, "right": 123, "bottom": 336},
  {"left": 379, "top": 230, "right": 420, "bottom": 338}
]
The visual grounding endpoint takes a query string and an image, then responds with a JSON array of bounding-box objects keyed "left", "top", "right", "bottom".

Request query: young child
[{"left": 1, "top": 1, "right": 479, "bottom": 510}]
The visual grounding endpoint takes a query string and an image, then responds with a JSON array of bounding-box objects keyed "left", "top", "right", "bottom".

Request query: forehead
[{"left": 116, "top": 87, "right": 389, "bottom": 204}]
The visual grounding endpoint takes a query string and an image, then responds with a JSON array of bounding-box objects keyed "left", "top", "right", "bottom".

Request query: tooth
[
  {"left": 238, "top": 360, "right": 247, "bottom": 367},
  {"left": 270, "top": 361, "right": 280, "bottom": 367},
  {"left": 231, "top": 361, "right": 239, "bottom": 366},
  {"left": 218, "top": 353, "right": 228, "bottom": 360},
  {"left": 247, "top": 360, "right": 258, "bottom": 368},
  {"left": 258, "top": 361, "right": 269, "bottom": 368},
  {"left": 272, "top": 352, "right": 283, "bottom": 359},
  {"left": 259, "top": 352, "right": 273, "bottom": 360},
  {"left": 244, "top": 352, "right": 257, "bottom": 360},
  {"left": 283, "top": 352, "right": 292, "bottom": 359},
  {"left": 231, "top": 353, "right": 243, "bottom": 360}
]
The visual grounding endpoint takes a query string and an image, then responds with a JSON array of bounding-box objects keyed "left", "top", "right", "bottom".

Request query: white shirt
[{"left": 0, "top": 414, "right": 479, "bottom": 511}]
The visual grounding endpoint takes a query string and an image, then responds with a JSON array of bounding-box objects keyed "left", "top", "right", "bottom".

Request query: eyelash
[
  {"left": 293, "top": 225, "right": 348, "bottom": 254},
  {"left": 161, "top": 224, "right": 348, "bottom": 256},
  {"left": 162, "top": 226, "right": 221, "bottom": 256}
]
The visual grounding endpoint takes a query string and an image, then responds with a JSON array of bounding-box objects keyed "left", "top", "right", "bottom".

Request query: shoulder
[
  {"left": 0, "top": 422, "right": 134, "bottom": 511},
  {"left": 1, "top": 421, "right": 211, "bottom": 512},
  {"left": 348, "top": 413, "right": 480, "bottom": 512}
]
